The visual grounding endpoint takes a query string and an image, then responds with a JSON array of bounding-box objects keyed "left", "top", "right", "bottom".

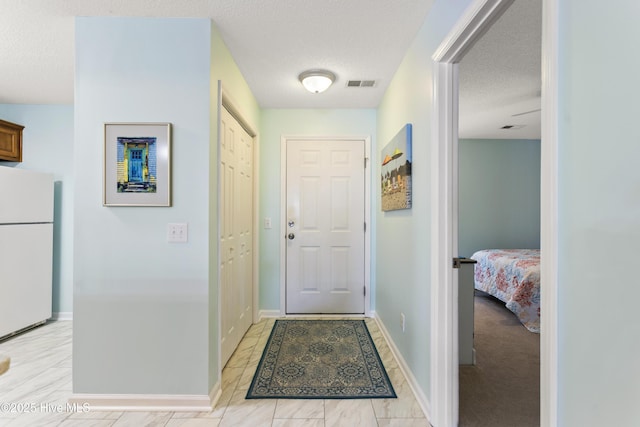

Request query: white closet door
[{"left": 220, "top": 106, "right": 254, "bottom": 366}]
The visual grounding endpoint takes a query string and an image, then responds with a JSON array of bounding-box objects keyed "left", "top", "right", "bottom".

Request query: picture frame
[
  {"left": 381, "top": 123, "right": 412, "bottom": 211},
  {"left": 103, "top": 122, "right": 171, "bottom": 206}
]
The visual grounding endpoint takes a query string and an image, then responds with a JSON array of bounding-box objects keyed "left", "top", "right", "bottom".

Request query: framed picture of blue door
[{"left": 103, "top": 123, "right": 171, "bottom": 206}]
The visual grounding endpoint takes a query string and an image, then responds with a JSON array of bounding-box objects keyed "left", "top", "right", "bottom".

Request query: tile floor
[{"left": 0, "top": 318, "right": 429, "bottom": 427}]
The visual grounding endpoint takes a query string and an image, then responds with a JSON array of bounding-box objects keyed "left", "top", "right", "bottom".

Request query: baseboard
[
  {"left": 52, "top": 312, "right": 73, "bottom": 321},
  {"left": 209, "top": 380, "right": 221, "bottom": 408},
  {"left": 68, "top": 393, "right": 213, "bottom": 412},
  {"left": 373, "top": 312, "right": 432, "bottom": 423},
  {"left": 258, "top": 310, "right": 280, "bottom": 320}
]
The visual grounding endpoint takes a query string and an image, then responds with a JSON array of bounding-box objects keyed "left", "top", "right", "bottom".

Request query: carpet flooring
[
  {"left": 459, "top": 291, "right": 540, "bottom": 427},
  {"left": 246, "top": 319, "right": 396, "bottom": 399}
]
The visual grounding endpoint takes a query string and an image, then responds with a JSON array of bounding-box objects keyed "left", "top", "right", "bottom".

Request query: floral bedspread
[{"left": 471, "top": 249, "right": 540, "bottom": 333}]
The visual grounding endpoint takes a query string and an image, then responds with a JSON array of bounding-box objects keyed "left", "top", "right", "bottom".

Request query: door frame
[
  {"left": 279, "top": 135, "right": 372, "bottom": 317},
  {"left": 429, "top": 1, "right": 558, "bottom": 426}
]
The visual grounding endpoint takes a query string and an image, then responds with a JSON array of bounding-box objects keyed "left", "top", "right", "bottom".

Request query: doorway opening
[
  {"left": 429, "top": 0, "right": 558, "bottom": 426},
  {"left": 456, "top": 1, "right": 541, "bottom": 425}
]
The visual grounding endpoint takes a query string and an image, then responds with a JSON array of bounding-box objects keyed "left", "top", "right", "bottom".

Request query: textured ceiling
[
  {"left": 0, "top": 0, "right": 540, "bottom": 138},
  {"left": 0, "top": 0, "right": 433, "bottom": 108},
  {"left": 459, "top": 0, "right": 542, "bottom": 139}
]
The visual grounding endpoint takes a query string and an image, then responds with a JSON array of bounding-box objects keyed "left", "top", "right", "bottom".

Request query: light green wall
[
  {"left": 259, "top": 109, "right": 377, "bottom": 311},
  {"left": 0, "top": 104, "right": 74, "bottom": 314},
  {"left": 73, "top": 17, "right": 211, "bottom": 395},
  {"left": 558, "top": 1, "right": 640, "bottom": 425},
  {"left": 458, "top": 139, "right": 540, "bottom": 257},
  {"left": 208, "top": 22, "right": 261, "bottom": 388},
  {"left": 376, "top": 0, "right": 474, "bottom": 404}
]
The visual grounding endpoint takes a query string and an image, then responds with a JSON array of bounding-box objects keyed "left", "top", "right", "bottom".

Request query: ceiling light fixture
[{"left": 298, "top": 69, "right": 336, "bottom": 94}]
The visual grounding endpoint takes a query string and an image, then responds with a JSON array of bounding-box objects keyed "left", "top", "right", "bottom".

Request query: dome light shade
[{"left": 298, "top": 70, "right": 336, "bottom": 93}]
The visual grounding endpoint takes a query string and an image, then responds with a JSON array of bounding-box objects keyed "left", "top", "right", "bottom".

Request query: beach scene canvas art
[{"left": 381, "top": 124, "right": 412, "bottom": 211}]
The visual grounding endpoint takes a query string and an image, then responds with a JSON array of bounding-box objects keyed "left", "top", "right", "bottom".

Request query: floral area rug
[{"left": 246, "top": 319, "right": 396, "bottom": 399}]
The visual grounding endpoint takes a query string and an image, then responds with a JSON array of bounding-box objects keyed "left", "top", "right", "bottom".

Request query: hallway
[{"left": 0, "top": 318, "right": 427, "bottom": 426}]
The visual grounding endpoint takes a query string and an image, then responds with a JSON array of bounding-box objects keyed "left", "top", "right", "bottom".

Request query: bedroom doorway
[
  {"left": 456, "top": 1, "right": 542, "bottom": 426},
  {"left": 430, "top": 0, "right": 557, "bottom": 426}
]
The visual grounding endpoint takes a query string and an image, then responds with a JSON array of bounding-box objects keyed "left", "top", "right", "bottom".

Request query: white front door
[
  {"left": 285, "top": 139, "right": 366, "bottom": 314},
  {"left": 220, "top": 106, "right": 254, "bottom": 366}
]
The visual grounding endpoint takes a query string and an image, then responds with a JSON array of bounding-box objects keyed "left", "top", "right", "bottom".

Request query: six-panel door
[{"left": 286, "top": 139, "right": 366, "bottom": 314}]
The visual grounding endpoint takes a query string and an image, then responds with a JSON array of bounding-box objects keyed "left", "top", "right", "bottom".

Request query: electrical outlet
[
  {"left": 167, "top": 223, "right": 188, "bottom": 243},
  {"left": 401, "top": 313, "right": 406, "bottom": 332},
  {"left": 264, "top": 217, "right": 272, "bottom": 229}
]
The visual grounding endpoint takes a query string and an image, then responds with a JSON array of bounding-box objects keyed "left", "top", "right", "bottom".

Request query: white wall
[
  {"left": 258, "top": 109, "right": 377, "bottom": 311},
  {"left": 0, "top": 105, "right": 74, "bottom": 315},
  {"left": 458, "top": 139, "right": 540, "bottom": 257},
  {"left": 557, "top": 1, "right": 640, "bottom": 425},
  {"left": 73, "top": 17, "right": 211, "bottom": 395}
]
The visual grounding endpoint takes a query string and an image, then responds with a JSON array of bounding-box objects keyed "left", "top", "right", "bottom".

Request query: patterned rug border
[{"left": 246, "top": 319, "right": 396, "bottom": 400}]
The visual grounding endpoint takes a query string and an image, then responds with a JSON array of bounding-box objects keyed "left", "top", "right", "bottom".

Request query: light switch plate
[{"left": 167, "top": 223, "right": 188, "bottom": 243}]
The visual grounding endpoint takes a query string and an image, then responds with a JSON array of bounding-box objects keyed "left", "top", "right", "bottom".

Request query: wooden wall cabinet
[{"left": 0, "top": 119, "right": 24, "bottom": 162}]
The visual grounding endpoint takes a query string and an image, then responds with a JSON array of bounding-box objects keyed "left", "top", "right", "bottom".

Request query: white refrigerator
[{"left": 0, "top": 167, "right": 54, "bottom": 338}]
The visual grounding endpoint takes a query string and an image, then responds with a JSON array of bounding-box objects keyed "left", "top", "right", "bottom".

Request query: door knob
[{"left": 288, "top": 233, "right": 295, "bottom": 240}]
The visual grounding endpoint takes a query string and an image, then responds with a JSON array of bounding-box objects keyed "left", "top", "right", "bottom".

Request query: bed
[{"left": 470, "top": 249, "right": 540, "bottom": 333}]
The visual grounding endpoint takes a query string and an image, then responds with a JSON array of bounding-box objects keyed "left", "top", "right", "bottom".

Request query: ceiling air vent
[{"left": 347, "top": 80, "right": 376, "bottom": 88}]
